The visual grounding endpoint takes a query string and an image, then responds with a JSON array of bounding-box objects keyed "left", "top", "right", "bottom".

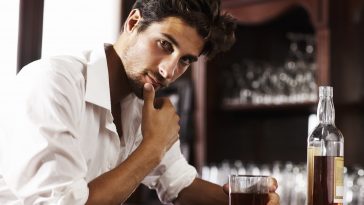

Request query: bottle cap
[{"left": 319, "top": 86, "right": 333, "bottom": 97}]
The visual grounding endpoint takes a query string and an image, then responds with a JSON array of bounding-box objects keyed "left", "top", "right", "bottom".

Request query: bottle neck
[{"left": 317, "top": 96, "right": 335, "bottom": 124}]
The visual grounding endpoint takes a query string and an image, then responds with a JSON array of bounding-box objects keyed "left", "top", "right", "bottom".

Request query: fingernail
[{"left": 144, "top": 83, "right": 152, "bottom": 90}]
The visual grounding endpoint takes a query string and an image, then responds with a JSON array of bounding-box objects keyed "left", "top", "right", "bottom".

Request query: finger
[
  {"left": 143, "top": 83, "right": 155, "bottom": 110},
  {"left": 222, "top": 184, "right": 229, "bottom": 195},
  {"left": 267, "top": 193, "right": 280, "bottom": 205},
  {"left": 175, "top": 115, "right": 180, "bottom": 124},
  {"left": 268, "top": 177, "right": 278, "bottom": 192},
  {"left": 154, "top": 97, "right": 173, "bottom": 109},
  {"left": 156, "top": 97, "right": 175, "bottom": 110}
]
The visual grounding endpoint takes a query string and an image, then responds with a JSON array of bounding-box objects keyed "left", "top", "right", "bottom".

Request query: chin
[
  {"left": 131, "top": 84, "right": 144, "bottom": 99},
  {"left": 128, "top": 80, "right": 144, "bottom": 99},
  {"left": 124, "top": 72, "right": 144, "bottom": 99}
]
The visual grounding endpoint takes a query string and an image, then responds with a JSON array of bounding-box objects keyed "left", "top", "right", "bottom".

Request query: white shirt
[{"left": 0, "top": 45, "right": 197, "bottom": 205}]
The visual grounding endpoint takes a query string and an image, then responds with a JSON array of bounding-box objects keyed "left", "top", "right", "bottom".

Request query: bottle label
[{"left": 334, "top": 157, "right": 344, "bottom": 203}]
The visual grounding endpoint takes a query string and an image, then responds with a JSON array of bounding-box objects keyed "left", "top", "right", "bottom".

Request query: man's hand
[
  {"left": 223, "top": 177, "right": 280, "bottom": 205},
  {"left": 141, "top": 83, "right": 180, "bottom": 158},
  {"left": 86, "top": 83, "right": 180, "bottom": 205}
]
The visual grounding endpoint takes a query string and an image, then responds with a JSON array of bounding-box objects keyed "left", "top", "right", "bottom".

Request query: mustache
[{"left": 147, "top": 71, "right": 169, "bottom": 88}]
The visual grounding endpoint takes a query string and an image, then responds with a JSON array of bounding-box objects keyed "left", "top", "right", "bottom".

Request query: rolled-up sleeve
[
  {"left": 0, "top": 60, "right": 89, "bottom": 204},
  {"left": 142, "top": 140, "right": 197, "bottom": 204}
]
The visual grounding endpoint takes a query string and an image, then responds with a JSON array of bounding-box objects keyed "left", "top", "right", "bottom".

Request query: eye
[
  {"left": 180, "top": 57, "right": 192, "bottom": 67},
  {"left": 159, "top": 40, "right": 174, "bottom": 53}
]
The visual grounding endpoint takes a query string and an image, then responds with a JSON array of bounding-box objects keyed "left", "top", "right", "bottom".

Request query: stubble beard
[
  {"left": 125, "top": 71, "right": 145, "bottom": 99},
  {"left": 126, "top": 69, "right": 168, "bottom": 100}
]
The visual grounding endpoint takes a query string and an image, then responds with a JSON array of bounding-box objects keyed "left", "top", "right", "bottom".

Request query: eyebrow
[
  {"left": 162, "top": 33, "right": 199, "bottom": 62},
  {"left": 162, "top": 33, "right": 179, "bottom": 48}
]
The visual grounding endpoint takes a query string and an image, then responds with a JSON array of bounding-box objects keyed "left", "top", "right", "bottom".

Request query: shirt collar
[{"left": 84, "top": 45, "right": 111, "bottom": 111}]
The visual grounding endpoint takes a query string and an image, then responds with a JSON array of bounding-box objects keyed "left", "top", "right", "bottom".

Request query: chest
[
  {"left": 77, "top": 100, "right": 143, "bottom": 181},
  {"left": 78, "top": 104, "right": 121, "bottom": 181},
  {"left": 111, "top": 103, "right": 123, "bottom": 138}
]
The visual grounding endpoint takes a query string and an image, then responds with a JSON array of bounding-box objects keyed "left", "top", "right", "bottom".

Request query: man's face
[{"left": 122, "top": 17, "right": 204, "bottom": 98}]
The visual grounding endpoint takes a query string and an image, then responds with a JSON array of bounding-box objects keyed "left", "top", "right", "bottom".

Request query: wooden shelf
[
  {"left": 336, "top": 101, "right": 364, "bottom": 112},
  {"left": 192, "top": 0, "right": 364, "bottom": 170},
  {"left": 192, "top": 0, "right": 329, "bottom": 170},
  {"left": 222, "top": 101, "right": 316, "bottom": 112}
]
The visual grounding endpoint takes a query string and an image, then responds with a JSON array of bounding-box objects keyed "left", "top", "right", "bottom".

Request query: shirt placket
[{"left": 104, "top": 110, "right": 123, "bottom": 170}]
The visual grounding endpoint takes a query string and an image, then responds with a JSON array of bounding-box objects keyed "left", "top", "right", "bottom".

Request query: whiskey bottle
[{"left": 307, "top": 86, "right": 344, "bottom": 205}]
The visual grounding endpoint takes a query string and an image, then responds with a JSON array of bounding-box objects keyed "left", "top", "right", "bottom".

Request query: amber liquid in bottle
[
  {"left": 312, "top": 156, "right": 344, "bottom": 205},
  {"left": 307, "top": 87, "right": 344, "bottom": 205}
]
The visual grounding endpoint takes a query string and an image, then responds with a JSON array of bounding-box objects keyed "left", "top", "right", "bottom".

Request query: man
[{"left": 0, "top": 0, "right": 280, "bottom": 204}]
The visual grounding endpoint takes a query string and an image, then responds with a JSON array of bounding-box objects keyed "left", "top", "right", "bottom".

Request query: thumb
[
  {"left": 268, "top": 177, "right": 278, "bottom": 192},
  {"left": 222, "top": 183, "right": 229, "bottom": 195},
  {"left": 143, "top": 83, "right": 155, "bottom": 110}
]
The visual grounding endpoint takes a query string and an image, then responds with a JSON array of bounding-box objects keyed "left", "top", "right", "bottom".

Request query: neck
[{"left": 105, "top": 44, "right": 132, "bottom": 105}]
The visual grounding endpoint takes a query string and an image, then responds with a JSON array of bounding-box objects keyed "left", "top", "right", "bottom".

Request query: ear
[{"left": 124, "top": 9, "right": 142, "bottom": 33}]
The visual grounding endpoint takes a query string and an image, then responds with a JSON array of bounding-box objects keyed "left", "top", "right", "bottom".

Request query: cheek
[
  {"left": 137, "top": 40, "right": 154, "bottom": 52},
  {"left": 172, "top": 67, "right": 188, "bottom": 81},
  {"left": 126, "top": 43, "right": 156, "bottom": 68},
  {"left": 134, "top": 41, "right": 162, "bottom": 64}
]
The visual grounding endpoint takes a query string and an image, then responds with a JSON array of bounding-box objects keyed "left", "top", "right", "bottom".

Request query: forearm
[
  {"left": 175, "top": 178, "right": 228, "bottom": 205},
  {"left": 86, "top": 142, "right": 163, "bottom": 205}
]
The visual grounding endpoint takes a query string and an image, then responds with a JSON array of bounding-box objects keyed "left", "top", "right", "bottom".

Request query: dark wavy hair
[{"left": 132, "top": 0, "right": 237, "bottom": 58}]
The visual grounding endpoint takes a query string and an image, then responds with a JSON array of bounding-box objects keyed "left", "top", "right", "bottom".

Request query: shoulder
[
  {"left": 14, "top": 54, "right": 92, "bottom": 106},
  {"left": 12, "top": 55, "right": 90, "bottom": 121},
  {"left": 16, "top": 52, "right": 95, "bottom": 97},
  {"left": 20, "top": 54, "right": 88, "bottom": 83}
]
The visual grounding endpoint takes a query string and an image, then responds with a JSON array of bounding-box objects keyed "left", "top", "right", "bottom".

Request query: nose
[{"left": 159, "top": 57, "right": 178, "bottom": 79}]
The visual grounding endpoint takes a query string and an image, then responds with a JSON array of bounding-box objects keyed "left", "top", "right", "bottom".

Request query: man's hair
[{"left": 132, "top": 0, "right": 237, "bottom": 58}]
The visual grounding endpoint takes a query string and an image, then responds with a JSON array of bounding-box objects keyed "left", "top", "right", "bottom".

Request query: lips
[{"left": 146, "top": 74, "right": 162, "bottom": 89}]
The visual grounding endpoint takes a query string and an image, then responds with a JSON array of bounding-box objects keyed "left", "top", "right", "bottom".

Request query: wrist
[{"left": 138, "top": 139, "right": 165, "bottom": 165}]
